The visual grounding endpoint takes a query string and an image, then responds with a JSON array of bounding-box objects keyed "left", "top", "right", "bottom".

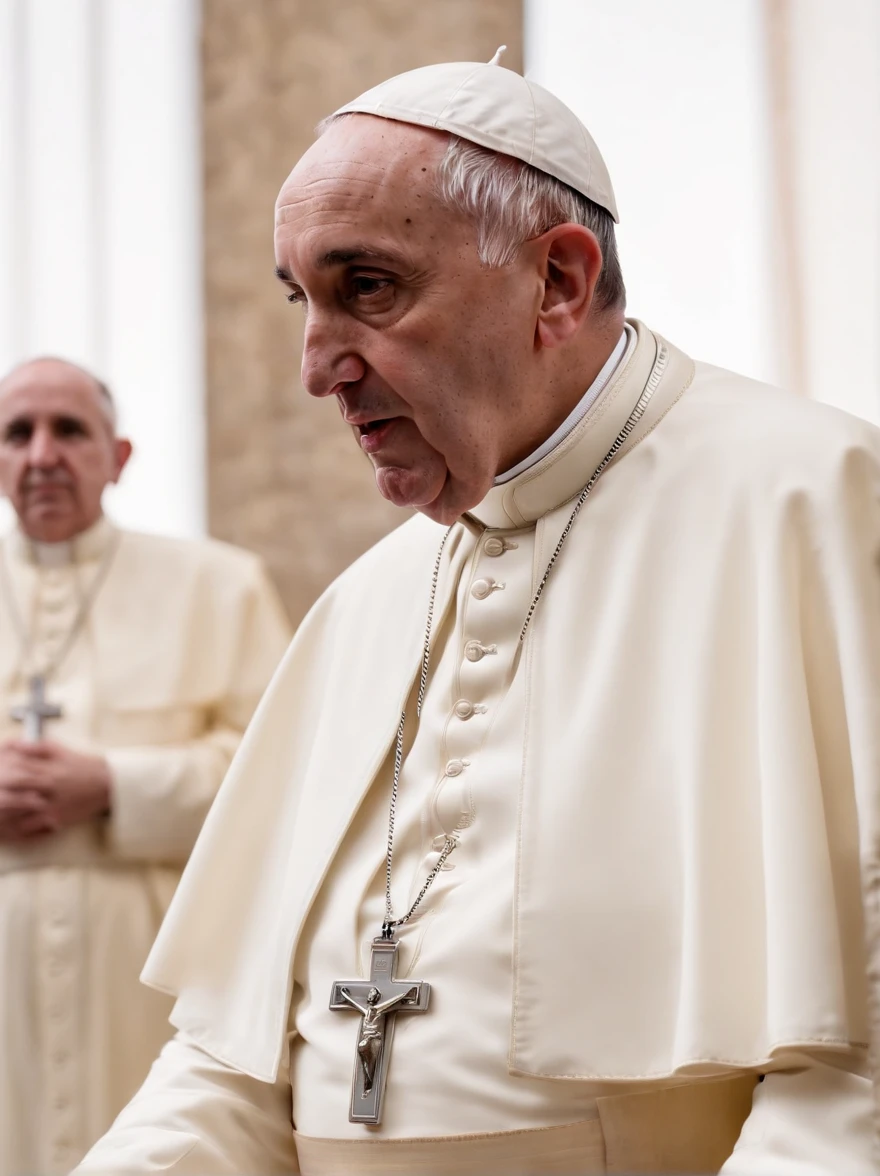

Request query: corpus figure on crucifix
[{"left": 340, "top": 984, "right": 418, "bottom": 1094}]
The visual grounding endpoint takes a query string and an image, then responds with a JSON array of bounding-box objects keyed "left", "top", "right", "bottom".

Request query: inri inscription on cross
[
  {"left": 10, "top": 675, "right": 63, "bottom": 743},
  {"left": 330, "top": 935, "right": 430, "bottom": 1124}
]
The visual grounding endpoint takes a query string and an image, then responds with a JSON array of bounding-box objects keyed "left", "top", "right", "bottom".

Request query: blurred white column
[
  {"left": 525, "top": 0, "right": 778, "bottom": 386},
  {"left": 526, "top": 0, "right": 880, "bottom": 424},
  {"left": 0, "top": 0, "right": 205, "bottom": 535},
  {"left": 781, "top": 0, "right": 880, "bottom": 422}
]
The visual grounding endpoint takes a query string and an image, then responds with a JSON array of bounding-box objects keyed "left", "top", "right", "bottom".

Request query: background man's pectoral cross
[
  {"left": 10, "top": 675, "right": 63, "bottom": 742},
  {"left": 330, "top": 936, "right": 430, "bottom": 1124}
]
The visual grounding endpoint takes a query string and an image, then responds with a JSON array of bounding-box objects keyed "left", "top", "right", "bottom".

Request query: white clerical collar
[
  {"left": 32, "top": 538, "right": 73, "bottom": 568},
  {"left": 9, "top": 514, "right": 116, "bottom": 567},
  {"left": 494, "top": 326, "right": 632, "bottom": 486}
]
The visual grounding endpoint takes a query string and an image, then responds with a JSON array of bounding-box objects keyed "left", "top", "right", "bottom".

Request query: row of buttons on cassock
[
  {"left": 440, "top": 533, "right": 513, "bottom": 780},
  {"left": 428, "top": 533, "right": 517, "bottom": 866}
]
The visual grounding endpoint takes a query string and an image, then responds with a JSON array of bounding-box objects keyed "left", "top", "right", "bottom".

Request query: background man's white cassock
[
  {"left": 0, "top": 516, "right": 290, "bottom": 1176},
  {"left": 75, "top": 322, "right": 880, "bottom": 1174}
]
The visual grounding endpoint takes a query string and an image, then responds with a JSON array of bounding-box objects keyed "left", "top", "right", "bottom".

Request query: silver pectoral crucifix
[
  {"left": 330, "top": 935, "right": 430, "bottom": 1124},
  {"left": 10, "top": 675, "right": 63, "bottom": 743}
]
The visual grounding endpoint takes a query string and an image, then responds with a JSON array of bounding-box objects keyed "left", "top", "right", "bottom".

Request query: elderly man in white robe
[
  {"left": 0, "top": 357, "right": 291, "bottom": 1176},
  {"left": 76, "top": 57, "right": 879, "bottom": 1175}
]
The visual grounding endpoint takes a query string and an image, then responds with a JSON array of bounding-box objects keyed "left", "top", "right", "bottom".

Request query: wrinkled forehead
[
  {"left": 0, "top": 363, "right": 113, "bottom": 430},
  {"left": 275, "top": 114, "right": 450, "bottom": 232}
]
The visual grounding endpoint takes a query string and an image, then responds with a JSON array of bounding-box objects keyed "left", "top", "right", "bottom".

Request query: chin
[
  {"left": 375, "top": 462, "right": 489, "bottom": 524},
  {"left": 410, "top": 480, "right": 489, "bottom": 525},
  {"left": 22, "top": 509, "right": 82, "bottom": 544}
]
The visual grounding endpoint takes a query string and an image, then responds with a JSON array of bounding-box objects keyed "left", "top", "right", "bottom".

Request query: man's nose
[
  {"left": 301, "top": 315, "right": 366, "bottom": 399},
  {"left": 28, "top": 426, "right": 60, "bottom": 467}
]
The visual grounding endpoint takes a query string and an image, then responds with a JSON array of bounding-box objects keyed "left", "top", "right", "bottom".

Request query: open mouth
[
  {"left": 357, "top": 418, "right": 397, "bottom": 453},
  {"left": 358, "top": 419, "right": 392, "bottom": 436}
]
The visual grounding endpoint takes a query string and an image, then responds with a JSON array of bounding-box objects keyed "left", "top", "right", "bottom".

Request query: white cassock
[
  {"left": 0, "top": 516, "right": 291, "bottom": 1176},
  {"left": 76, "top": 321, "right": 879, "bottom": 1174}
]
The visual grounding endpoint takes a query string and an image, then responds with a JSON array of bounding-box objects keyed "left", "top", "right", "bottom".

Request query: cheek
[
  {"left": 69, "top": 453, "right": 108, "bottom": 496},
  {"left": 365, "top": 291, "right": 529, "bottom": 451},
  {"left": 0, "top": 456, "right": 25, "bottom": 493}
]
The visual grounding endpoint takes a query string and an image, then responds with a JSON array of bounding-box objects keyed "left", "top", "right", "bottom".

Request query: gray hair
[
  {"left": 436, "top": 135, "right": 625, "bottom": 311},
  {"left": 315, "top": 114, "right": 625, "bottom": 312}
]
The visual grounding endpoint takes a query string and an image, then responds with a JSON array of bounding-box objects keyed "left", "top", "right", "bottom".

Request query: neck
[
  {"left": 20, "top": 513, "right": 103, "bottom": 548},
  {"left": 495, "top": 323, "right": 629, "bottom": 485},
  {"left": 12, "top": 513, "right": 112, "bottom": 567},
  {"left": 498, "top": 318, "right": 627, "bottom": 474}
]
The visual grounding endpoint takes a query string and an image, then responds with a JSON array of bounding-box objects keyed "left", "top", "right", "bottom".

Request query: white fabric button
[
  {"left": 454, "top": 699, "right": 474, "bottom": 720},
  {"left": 472, "top": 578, "right": 504, "bottom": 599},
  {"left": 445, "top": 759, "right": 466, "bottom": 777},
  {"left": 464, "top": 640, "right": 496, "bottom": 662},
  {"left": 483, "top": 536, "right": 506, "bottom": 556}
]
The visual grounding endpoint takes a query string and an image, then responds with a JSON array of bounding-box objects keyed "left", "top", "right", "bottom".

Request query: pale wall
[
  {"left": 526, "top": 0, "right": 880, "bottom": 422},
  {"left": 526, "top": 0, "right": 778, "bottom": 387}
]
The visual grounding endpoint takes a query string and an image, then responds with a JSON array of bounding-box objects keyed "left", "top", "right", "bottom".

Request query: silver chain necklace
[
  {"left": 0, "top": 529, "right": 121, "bottom": 685},
  {"left": 380, "top": 345, "right": 667, "bottom": 940}
]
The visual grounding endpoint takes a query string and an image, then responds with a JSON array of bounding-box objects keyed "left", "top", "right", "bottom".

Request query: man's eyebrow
[
  {"left": 274, "top": 248, "right": 405, "bottom": 287},
  {"left": 317, "top": 247, "right": 404, "bottom": 269}
]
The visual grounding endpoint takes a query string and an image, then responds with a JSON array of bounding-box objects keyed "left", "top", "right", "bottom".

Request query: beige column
[{"left": 202, "top": 1, "right": 523, "bottom": 625}]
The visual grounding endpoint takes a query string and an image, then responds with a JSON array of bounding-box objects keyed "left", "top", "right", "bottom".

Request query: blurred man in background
[{"left": 0, "top": 357, "right": 291, "bottom": 1176}]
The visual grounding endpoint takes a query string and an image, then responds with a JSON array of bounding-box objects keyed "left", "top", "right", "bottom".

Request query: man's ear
[
  {"left": 112, "top": 438, "right": 133, "bottom": 483},
  {"left": 529, "top": 224, "right": 603, "bottom": 349}
]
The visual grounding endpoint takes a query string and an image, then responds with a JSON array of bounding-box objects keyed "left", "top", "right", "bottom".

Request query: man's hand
[{"left": 0, "top": 740, "right": 112, "bottom": 843}]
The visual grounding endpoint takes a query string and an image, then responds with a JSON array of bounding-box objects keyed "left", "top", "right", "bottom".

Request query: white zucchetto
[{"left": 332, "top": 55, "right": 619, "bottom": 222}]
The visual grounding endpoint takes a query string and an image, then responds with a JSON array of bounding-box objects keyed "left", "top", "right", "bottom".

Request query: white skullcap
[{"left": 332, "top": 55, "right": 619, "bottom": 222}]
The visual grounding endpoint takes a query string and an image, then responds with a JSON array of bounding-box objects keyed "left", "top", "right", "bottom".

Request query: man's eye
[
  {"left": 55, "top": 419, "right": 87, "bottom": 438},
  {"left": 4, "top": 425, "right": 31, "bottom": 445},
  {"left": 350, "top": 276, "right": 391, "bottom": 298},
  {"left": 286, "top": 290, "right": 306, "bottom": 305}
]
